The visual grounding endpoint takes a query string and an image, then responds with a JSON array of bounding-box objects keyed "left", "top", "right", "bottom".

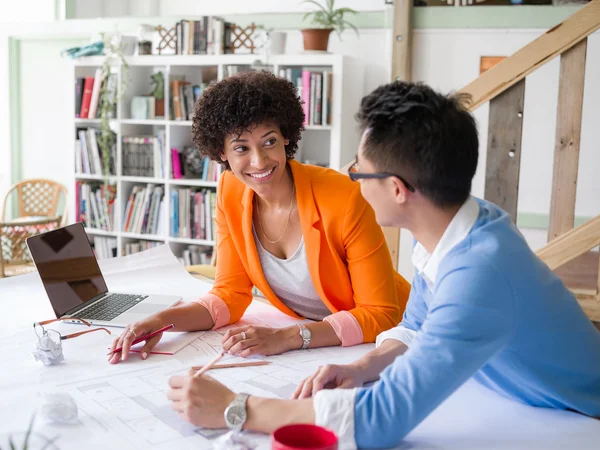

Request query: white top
[{"left": 253, "top": 228, "right": 331, "bottom": 320}]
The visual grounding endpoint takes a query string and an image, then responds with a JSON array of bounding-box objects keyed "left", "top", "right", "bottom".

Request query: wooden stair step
[{"left": 554, "top": 250, "right": 599, "bottom": 295}]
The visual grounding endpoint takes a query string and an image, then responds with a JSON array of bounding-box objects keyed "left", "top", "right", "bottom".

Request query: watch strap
[{"left": 298, "top": 324, "right": 311, "bottom": 349}]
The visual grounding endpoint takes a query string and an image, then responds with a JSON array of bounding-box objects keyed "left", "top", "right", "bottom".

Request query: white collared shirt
[
  {"left": 376, "top": 196, "right": 480, "bottom": 349},
  {"left": 315, "top": 197, "right": 480, "bottom": 449}
]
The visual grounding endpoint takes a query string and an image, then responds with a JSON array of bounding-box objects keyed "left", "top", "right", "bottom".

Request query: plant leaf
[
  {"left": 23, "top": 414, "right": 36, "bottom": 450},
  {"left": 335, "top": 7, "right": 358, "bottom": 15},
  {"left": 8, "top": 436, "right": 16, "bottom": 450}
]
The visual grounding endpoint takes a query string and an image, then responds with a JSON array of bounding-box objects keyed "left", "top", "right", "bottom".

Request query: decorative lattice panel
[
  {"left": 17, "top": 181, "right": 60, "bottom": 217},
  {"left": 1, "top": 219, "right": 60, "bottom": 262}
]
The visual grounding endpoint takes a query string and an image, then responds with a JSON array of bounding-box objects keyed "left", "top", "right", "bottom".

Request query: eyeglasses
[
  {"left": 348, "top": 160, "right": 416, "bottom": 193},
  {"left": 34, "top": 317, "right": 112, "bottom": 342}
]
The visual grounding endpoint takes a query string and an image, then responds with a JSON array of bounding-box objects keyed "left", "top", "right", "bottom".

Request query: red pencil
[{"left": 107, "top": 324, "right": 175, "bottom": 355}]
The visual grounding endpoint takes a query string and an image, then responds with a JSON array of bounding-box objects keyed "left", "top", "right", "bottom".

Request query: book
[
  {"left": 75, "top": 78, "right": 84, "bottom": 118},
  {"left": 79, "top": 76, "right": 95, "bottom": 119}
]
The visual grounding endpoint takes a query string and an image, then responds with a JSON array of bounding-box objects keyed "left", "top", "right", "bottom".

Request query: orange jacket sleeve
[
  {"left": 340, "top": 184, "right": 410, "bottom": 343},
  {"left": 207, "top": 174, "right": 254, "bottom": 324}
]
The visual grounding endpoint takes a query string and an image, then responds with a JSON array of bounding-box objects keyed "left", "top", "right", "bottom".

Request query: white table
[{"left": 1, "top": 246, "right": 599, "bottom": 450}]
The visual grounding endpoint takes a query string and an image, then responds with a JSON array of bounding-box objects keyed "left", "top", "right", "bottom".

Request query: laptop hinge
[{"left": 62, "top": 293, "right": 108, "bottom": 317}]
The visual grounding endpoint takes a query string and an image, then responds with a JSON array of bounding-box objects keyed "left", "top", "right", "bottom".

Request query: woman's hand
[
  {"left": 222, "top": 325, "right": 300, "bottom": 357},
  {"left": 292, "top": 363, "right": 366, "bottom": 399},
  {"left": 168, "top": 370, "right": 236, "bottom": 428},
  {"left": 107, "top": 314, "right": 165, "bottom": 364}
]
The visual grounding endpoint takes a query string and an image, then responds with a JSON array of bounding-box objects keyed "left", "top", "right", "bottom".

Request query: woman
[{"left": 109, "top": 71, "right": 410, "bottom": 364}]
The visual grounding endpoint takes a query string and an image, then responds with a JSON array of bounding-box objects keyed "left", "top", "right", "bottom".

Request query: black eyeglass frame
[{"left": 348, "top": 161, "right": 416, "bottom": 193}]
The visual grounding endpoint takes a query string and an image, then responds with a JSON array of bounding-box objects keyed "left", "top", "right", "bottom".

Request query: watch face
[
  {"left": 226, "top": 405, "right": 246, "bottom": 427},
  {"left": 301, "top": 328, "right": 311, "bottom": 338}
]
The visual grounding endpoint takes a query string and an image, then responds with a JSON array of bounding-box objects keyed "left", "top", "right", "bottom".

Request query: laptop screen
[{"left": 27, "top": 222, "right": 108, "bottom": 317}]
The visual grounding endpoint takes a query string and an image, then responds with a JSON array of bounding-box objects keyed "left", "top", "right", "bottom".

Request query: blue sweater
[{"left": 354, "top": 198, "right": 600, "bottom": 448}]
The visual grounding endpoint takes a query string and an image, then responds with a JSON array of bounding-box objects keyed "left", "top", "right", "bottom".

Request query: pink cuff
[
  {"left": 192, "top": 294, "right": 230, "bottom": 330},
  {"left": 323, "top": 311, "right": 364, "bottom": 347}
]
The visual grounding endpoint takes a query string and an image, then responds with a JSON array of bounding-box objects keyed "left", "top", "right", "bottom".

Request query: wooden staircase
[{"left": 458, "top": 0, "right": 600, "bottom": 322}]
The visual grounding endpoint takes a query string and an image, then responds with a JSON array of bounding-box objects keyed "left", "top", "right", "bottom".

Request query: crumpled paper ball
[
  {"left": 213, "top": 431, "right": 255, "bottom": 450},
  {"left": 40, "top": 392, "right": 79, "bottom": 424},
  {"left": 32, "top": 334, "right": 64, "bottom": 365}
]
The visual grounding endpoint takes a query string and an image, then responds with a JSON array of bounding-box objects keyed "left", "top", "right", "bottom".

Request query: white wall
[
  {"left": 0, "top": 2, "right": 56, "bottom": 201},
  {"left": 18, "top": 39, "right": 83, "bottom": 189},
  {"left": 395, "top": 29, "right": 600, "bottom": 280},
  {"left": 0, "top": 2, "right": 55, "bottom": 24},
  {"left": 411, "top": 29, "right": 600, "bottom": 219},
  {"left": 71, "top": 0, "right": 385, "bottom": 18},
  {"left": 0, "top": 37, "right": 9, "bottom": 200}
]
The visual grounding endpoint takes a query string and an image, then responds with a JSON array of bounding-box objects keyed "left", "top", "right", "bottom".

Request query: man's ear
[{"left": 391, "top": 177, "right": 410, "bottom": 205}]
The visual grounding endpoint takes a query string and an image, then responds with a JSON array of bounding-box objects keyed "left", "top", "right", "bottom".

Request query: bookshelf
[{"left": 71, "top": 53, "right": 364, "bottom": 263}]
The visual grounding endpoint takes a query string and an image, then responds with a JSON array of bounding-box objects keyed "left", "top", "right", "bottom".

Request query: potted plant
[
  {"left": 301, "top": 0, "right": 359, "bottom": 52},
  {"left": 98, "top": 32, "right": 129, "bottom": 180}
]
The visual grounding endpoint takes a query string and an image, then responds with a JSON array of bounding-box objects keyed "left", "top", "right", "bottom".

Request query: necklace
[{"left": 255, "top": 185, "right": 296, "bottom": 245}]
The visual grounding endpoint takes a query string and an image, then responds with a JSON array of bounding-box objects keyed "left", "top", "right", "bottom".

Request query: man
[{"left": 167, "top": 81, "right": 600, "bottom": 449}]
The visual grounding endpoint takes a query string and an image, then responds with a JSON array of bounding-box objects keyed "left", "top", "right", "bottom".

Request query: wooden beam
[
  {"left": 548, "top": 38, "right": 587, "bottom": 241},
  {"left": 385, "top": 0, "right": 413, "bottom": 270},
  {"left": 484, "top": 79, "right": 526, "bottom": 223},
  {"left": 536, "top": 215, "right": 600, "bottom": 271},
  {"left": 392, "top": 0, "right": 412, "bottom": 82},
  {"left": 574, "top": 293, "right": 600, "bottom": 323},
  {"left": 459, "top": 0, "right": 600, "bottom": 112}
]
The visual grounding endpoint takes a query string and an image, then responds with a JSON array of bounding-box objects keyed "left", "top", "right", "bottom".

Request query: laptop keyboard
[{"left": 77, "top": 293, "right": 148, "bottom": 321}]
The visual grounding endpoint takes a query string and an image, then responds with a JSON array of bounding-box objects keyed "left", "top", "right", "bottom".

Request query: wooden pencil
[
  {"left": 193, "top": 352, "right": 225, "bottom": 378},
  {"left": 191, "top": 360, "right": 271, "bottom": 371}
]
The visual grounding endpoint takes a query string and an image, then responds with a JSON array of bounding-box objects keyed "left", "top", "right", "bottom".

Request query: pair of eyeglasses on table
[
  {"left": 348, "top": 160, "right": 416, "bottom": 193},
  {"left": 33, "top": 317, "right": 112, "bottom": 342}
]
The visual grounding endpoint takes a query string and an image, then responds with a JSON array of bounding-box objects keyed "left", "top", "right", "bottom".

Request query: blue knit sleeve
[{"left": 353, "top": 261, "right": 516, "bottom": 448}]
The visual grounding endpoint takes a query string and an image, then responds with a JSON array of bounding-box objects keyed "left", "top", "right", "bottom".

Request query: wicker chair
[
  {"left": 185, "top": 243, "right": 217, "bottom": 280},
  {"left": 0, "top": 179, "right": 68, "bottom": 278}
]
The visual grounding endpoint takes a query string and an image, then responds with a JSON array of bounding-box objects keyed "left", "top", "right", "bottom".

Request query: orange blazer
[{"left": 204, "top": 160, "right": 411, "bottom": 344}]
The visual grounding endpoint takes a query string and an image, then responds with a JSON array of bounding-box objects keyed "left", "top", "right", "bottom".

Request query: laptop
[{"left": 26, "top": 222, "right": 182, "bottom": 327}]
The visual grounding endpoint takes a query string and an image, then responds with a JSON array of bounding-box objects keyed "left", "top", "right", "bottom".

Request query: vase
[{"left": 301, "top": 29, "right": 333, "bottom": 52}]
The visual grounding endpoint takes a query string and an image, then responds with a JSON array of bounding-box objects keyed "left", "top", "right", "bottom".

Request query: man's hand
[
  {"left": 168, "top": 369, "right": 237, "bottom": 428},
  {"left": 222, "top": 325, "right": 300, "bottom": 357},
  {"left": 292, "top": 364, "right": 366, "bottom": 399}
]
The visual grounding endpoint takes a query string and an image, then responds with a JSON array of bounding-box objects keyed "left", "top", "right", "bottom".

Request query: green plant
[
  {"left": 150, "top": 72, "right": 164, "bottom": 100},
  {"left": 302, "top": 0, "right": 359, "bottom": 38},
  {"left": 0, "top": 415, "right": 57, "bottom": 450},
  {"left": 98, "top": 33, "right": 129, "bottom": 180}
]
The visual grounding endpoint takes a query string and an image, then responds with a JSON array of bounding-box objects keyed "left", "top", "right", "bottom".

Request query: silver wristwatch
[
  {"left": 298, "top": 324, "right": 312, "bottom": 349},
  {"left": 224, "top": 393, "right": 249, "bottom": 431}
]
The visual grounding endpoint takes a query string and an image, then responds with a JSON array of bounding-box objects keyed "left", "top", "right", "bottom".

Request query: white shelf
[
  {"left": 72, "top": 53, "right": 363, "bottom": 259},
  {"left": 169, "top": 179, "right": 218, "bottom": 188},
  {"left": 305, "top": 125, "right": 332, "bottom": 131},
  {"left": 84, "top": 228, "right": 117, "bottom": 237},
  {"left": 72, "top": 53, "right": 347, "bottom": 68},
  {"left": 169, "top": 237, "right": 216, "bottom": 246},
  {"left": 75, "top": 173, "right": 117, "bottom": 181},
  {"left": 120, "top": 176, "right": 165, "bottom": 184},
  {"left": 120, "top": 232, "right": 166, "bottom": 241},
  {"left": 121, "top": 119, "right": 167, "bottom": 126},
  {"left": 75, "top": 119, "right": 101, "bottom": 125}
]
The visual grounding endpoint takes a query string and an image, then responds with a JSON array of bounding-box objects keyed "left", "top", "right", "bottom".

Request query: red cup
[{"left": 272, "top": 424, "right": 338, "bottom": 450}]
